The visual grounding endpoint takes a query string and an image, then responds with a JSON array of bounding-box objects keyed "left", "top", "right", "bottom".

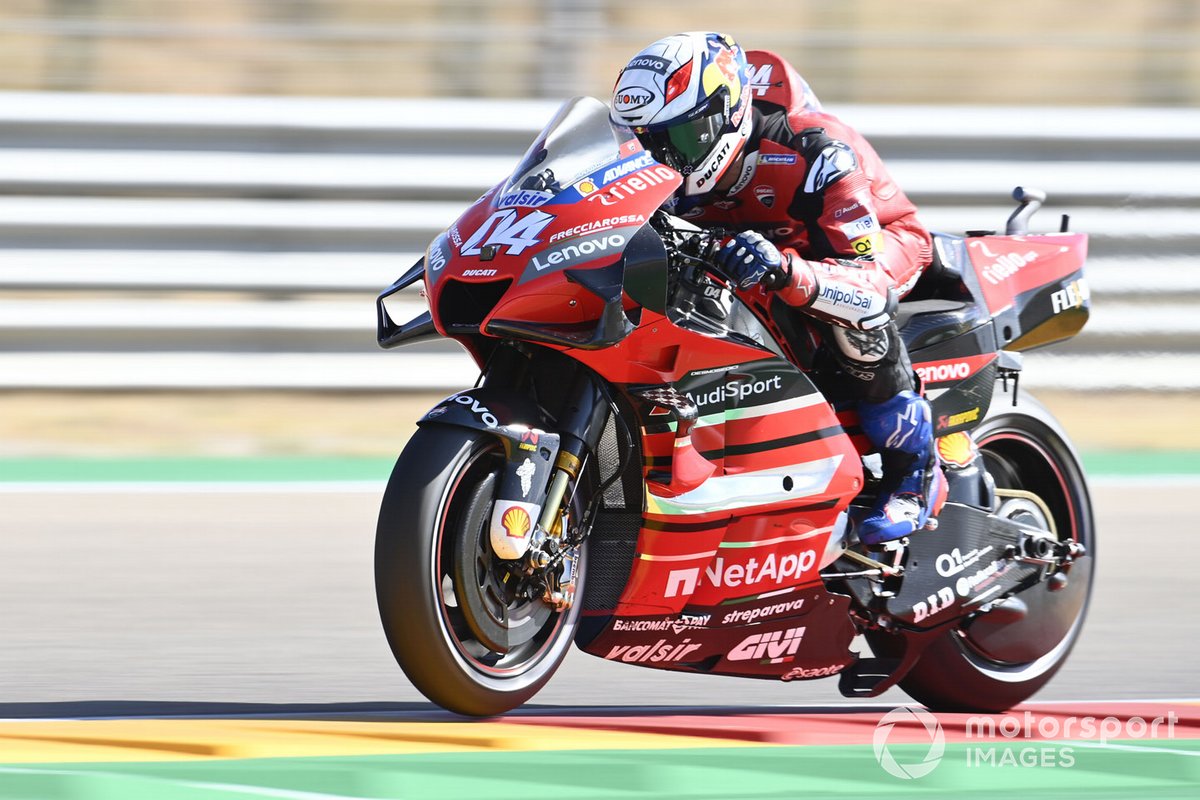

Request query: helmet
[{"left": 611, "top": 32, "right": 752, "bottom": 197}]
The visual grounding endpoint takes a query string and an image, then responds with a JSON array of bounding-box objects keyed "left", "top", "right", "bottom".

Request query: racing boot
[{"left": 855, "top": 390, "right": 947, "bottom": 546}]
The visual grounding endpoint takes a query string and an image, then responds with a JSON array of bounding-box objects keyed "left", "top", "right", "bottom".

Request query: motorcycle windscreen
[{"left": 504, "top": 97, "right": 643, "bottom": 198}]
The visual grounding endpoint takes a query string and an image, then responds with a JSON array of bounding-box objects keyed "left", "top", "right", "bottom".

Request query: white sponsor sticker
[{"left": 839, "top": 214, "right": 880, "bottom": 239}]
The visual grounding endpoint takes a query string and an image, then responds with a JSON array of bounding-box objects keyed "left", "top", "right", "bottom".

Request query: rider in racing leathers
[{"left": 610, "top": 32, "right": 945, "bottom": 545}]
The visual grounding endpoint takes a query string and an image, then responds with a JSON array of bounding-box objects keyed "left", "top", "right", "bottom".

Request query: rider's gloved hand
[{"left": 714, "top": 231, "right": 782, "bottom": 290}]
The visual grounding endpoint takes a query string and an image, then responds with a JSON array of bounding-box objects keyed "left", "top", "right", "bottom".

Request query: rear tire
[
  {"left": 375, "top": 424, "right": 584, "bottom": 716},
  {"left": 891, "top": 392, "right": 1096, "bottom": 712}
]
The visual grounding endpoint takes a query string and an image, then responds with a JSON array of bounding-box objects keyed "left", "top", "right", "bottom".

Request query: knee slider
[{"left": 832, "top": 326, "right": 890, "bottom": 365}]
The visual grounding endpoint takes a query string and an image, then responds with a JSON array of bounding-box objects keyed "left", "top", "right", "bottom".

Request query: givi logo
[{"left": 727, "top": 626, "right": 806, "bottom": 663}]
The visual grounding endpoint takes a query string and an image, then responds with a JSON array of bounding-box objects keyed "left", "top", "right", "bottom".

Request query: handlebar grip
[
  {"left": 1012, "top": 186, "right": 1047, "bottom": 204},
  {"left": 760, "top": 265, "right": 789, "bottom": 291}
]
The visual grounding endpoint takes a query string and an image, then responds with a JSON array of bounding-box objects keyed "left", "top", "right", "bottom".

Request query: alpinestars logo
[
  {"left": 727, "top": 626, "right": 806, "bottom": 663},
  {"left": 885, "top": 401, "right": 925, "bottom": 449},
  {"left": 804, "top": 143, "right": 857, "bottom": 193}
]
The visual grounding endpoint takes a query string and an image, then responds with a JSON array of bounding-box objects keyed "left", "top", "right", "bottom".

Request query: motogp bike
[{"left": 374, "top": 97, "right": 1094, "bottom": 716}]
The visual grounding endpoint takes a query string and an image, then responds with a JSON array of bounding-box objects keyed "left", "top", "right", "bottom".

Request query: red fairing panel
[
  {"left": 966, "top": 233, "right": 1088, "bottom": 315},
  {"left": 424, "top": 142, "right": 681, "bottom": 359},
  {"left": 614, "top": 376, "right": 862, "bottom": 617}
]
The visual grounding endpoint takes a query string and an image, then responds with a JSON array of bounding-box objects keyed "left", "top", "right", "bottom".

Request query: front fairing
[{"left": 419, "top": 97, "right": 682, "bottom": 347}]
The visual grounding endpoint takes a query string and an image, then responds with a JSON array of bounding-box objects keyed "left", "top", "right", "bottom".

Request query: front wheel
[
  {"left": 375, "top": 425, "right": 585, "bottom": 716},
  {"left": 889, "top": 392, "right": 1096, "bottom": 712}
]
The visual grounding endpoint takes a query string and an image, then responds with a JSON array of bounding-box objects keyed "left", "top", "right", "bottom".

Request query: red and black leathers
[{"left": 669, "top": 50, "right": 934, "bottom": 402}]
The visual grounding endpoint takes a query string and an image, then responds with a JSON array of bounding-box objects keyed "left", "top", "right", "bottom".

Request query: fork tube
[{"left": 537, "top": 369, "right": 608, "bottom": 533}]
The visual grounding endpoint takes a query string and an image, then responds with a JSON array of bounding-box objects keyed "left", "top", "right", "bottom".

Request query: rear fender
[{"left": 420, "top": 389, "right": 560, "bottom": 559}]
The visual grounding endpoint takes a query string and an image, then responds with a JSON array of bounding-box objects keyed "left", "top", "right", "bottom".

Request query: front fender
[
  {"left": 419, "top": 388, "right": 547, "bottom": 433},
  {"left": 420, "top": 389, "right": 560, "bottom": 560}
]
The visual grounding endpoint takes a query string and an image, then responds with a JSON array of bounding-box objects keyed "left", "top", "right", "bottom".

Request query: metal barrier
[{"left": 1, "top": 93, "right": 1197, "bottom": 390}]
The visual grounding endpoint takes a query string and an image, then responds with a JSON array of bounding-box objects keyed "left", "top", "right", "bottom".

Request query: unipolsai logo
[{"left": 873, "top": 707, "right": 946, "bottom": 779}]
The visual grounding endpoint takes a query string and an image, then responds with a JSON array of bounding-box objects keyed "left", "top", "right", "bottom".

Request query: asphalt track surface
[{"left": 0, "top": 478, "right": 1197, "bottom": 798}]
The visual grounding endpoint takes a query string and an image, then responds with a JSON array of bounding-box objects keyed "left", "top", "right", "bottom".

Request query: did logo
[{"left": 873, "top": 707, "right": 946, "bottom": 780}]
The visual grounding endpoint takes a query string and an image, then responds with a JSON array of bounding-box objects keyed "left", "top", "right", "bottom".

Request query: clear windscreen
[{"left": 505, "top": 96, "right": 641, "bottom": 195}]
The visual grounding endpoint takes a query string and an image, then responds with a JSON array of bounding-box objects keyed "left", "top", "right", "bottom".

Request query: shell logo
[
  {"left": 502, "top": 506, "right": 532, "bottom": 539},
  {"left": 575, "top": 178, "right": 598, "bottom": 195},
  {"left": 937, "top": 432, "right": 978, "bottom": 468}
]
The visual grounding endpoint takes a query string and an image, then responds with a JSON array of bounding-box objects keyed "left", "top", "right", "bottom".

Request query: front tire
[
  {"left": 892, "top": 392, "right": 1096, "bottom": 712},
  {"left": 375, "top": 425, "right": 584, "bottom": 716}
]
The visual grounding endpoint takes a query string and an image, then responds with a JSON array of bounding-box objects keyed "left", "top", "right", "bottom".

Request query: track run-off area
[
  {"left": 0, "top": 702, "right": 1196, "bottom": 798},
  {"left": 1, "top": 456, "right": 1197, "bottom": 798}
]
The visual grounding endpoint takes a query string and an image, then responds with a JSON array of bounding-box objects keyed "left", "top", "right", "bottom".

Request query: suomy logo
[{"left": 613, "top": 88, "right": 654, "bottom": 113}]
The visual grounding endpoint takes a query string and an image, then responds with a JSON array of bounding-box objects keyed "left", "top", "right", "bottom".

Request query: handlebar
[
  {"left": 654, "top": 215, "right": 788, "bottom": 292},
  {"left": 1006, "top": 186, "right": 1047, "bottom": 235}
]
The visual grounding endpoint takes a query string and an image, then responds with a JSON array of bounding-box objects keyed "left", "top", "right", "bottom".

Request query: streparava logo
[{"left": 873, "top": 706, "right": 946, "bottom": 779}]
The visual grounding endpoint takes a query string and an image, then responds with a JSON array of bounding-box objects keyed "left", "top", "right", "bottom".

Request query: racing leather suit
[{"left": 672, "top": 50, "right": 934, "bottom": 404}]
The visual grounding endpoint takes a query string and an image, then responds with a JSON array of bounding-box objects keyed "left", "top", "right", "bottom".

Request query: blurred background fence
[
  {"left": 5, "top": 1, "right": 1200, "bottom": 105},
  {"left": 1, "top": 0, "right": 1199, "bottom": 391}
]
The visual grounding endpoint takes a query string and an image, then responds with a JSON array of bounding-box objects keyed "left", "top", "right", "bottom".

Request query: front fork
[{"left": 483, "top": 356, "right": 610, "bottom": 610}]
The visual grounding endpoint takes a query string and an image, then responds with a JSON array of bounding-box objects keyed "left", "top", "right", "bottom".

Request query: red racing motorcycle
[{"left": 374, "top": 97, "right": 1094, "bottom": 716}]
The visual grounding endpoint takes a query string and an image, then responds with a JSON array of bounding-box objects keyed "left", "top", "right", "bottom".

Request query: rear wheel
[
  {"left": 375, "top": 425, "right": 585, "bottom": 716},
  {"left": 892, "top": 392, "right": 1096, "bottom": 712}
]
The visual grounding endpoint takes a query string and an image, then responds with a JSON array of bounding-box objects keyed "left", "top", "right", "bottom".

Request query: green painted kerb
[
  {"left": 0, "top": 450, "right": 1196, "bottom": 483},
  {"left": 0, "top": 740, "right": 1196, "bottom": 799}
]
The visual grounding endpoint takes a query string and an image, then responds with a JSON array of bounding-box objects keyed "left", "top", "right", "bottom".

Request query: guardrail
[{"left": 1, "top": 93, "right": 1197, "bottom": 390}]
